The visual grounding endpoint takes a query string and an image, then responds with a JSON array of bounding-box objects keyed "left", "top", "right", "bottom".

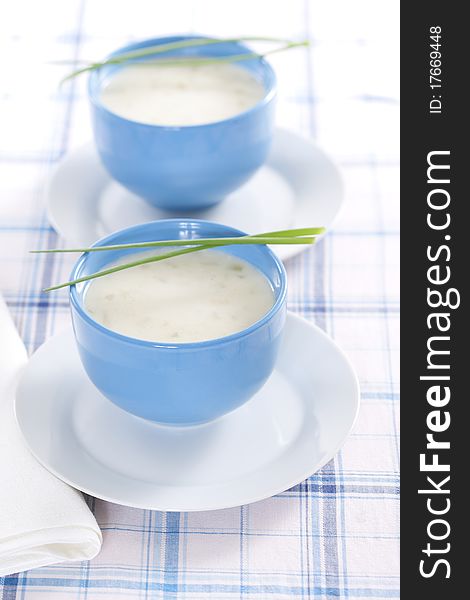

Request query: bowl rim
[
  {"left": 69, "top": 219, "right": 287, "bottom": 350},
  {"left": 87, "top": 34, "right": 277, "bottom": 131}
]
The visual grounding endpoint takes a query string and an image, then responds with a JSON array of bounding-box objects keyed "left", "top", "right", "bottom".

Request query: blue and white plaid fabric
[{"left": 0, "top": 0, "right": 399, "bottom": 598}]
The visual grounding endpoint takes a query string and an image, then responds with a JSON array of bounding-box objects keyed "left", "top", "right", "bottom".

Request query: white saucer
[
  {"left": 47, "top": 128, "right": 343, "bottom": 261},
  {"left": 15, "top": 313, "right": 359, "bottom": 511}
]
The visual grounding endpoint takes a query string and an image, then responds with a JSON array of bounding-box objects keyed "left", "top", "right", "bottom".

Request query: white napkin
[{"left": 0, "top": 295, "right": 102, "bottom": 577}]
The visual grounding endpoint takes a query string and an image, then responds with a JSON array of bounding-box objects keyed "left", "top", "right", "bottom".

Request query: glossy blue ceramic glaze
[
  {"left": 70, "top": 220, "right": 287, "bottom": 425},
  {"left": 88, "top": 36, "right": 277, "bottom": 210}
]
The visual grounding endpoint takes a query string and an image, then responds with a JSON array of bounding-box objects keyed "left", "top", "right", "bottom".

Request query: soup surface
[
  {"left": 84, "top": 249, "right": 275, "bottom": 343},
  {"left": 99, "top": 62, "right": 265, "bottom": 126}
]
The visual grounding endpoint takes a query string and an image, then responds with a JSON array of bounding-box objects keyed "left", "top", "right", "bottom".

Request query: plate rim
[
  {"left": 14, "top": 312, "right": 360, "bottom": 511},
  {"left": 45, "top": 127, "right": 344, "bottom": 263}
]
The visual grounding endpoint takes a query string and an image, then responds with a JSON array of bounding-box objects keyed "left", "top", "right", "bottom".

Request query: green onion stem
[
  {"left": 39, "top": 227, "right": 324, "bottom": 292},
  {"left": 31, "top": 228, "right": 325, "bottom": 254},
  {"left": 59, "top": 37, "right": 309, "bottom": 83}
]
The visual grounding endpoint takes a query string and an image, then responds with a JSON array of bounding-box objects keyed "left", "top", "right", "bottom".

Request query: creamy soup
[
  {"left": 99, "top": 62, "right": 265, "bottom": 126},
  {"left": 84, "top": 249, "right": 275, "bottom": 343}
]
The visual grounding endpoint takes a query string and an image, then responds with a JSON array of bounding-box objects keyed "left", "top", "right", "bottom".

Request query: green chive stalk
[{"left": 34, "top": 227, "right": 324, "bottom": 292}]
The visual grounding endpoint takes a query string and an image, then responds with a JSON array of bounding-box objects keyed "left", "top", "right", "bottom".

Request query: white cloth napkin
[{"left": 0, "top": 295, "right": 102, "bottom": 577}]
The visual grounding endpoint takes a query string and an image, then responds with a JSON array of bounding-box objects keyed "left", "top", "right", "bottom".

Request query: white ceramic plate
[
  {"left": 15, "top": 313, "right": 359, "bottom": 511},
  {"left": 46, "top": 128, "right": 343, "bottom": 261}
]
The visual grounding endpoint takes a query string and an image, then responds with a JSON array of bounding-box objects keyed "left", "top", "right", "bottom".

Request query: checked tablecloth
[{"left": 0, "top": 1, "right": 399, "bottom": 598}]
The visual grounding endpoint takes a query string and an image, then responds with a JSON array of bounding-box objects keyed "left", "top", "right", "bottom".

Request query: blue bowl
[
  {"left": 69, "top": 220, "right": 287, "bottom": 425},
  {"left": 88, "top": 36, "right": 277, "bottom": 211}
]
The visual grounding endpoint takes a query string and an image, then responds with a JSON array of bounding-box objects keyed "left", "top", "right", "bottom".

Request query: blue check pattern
[{"left": 0, "top": 0, "right": 399, "bottom": 598}]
